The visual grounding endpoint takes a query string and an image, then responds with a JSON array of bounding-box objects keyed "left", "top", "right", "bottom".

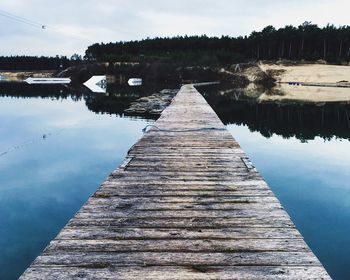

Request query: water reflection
[
  {"left": 228, "top": 124, "right": 350, "bottom": 280},
  {"left": 1, "top": 82, "right": 349, "bottom": 142},
  {"left": 0, "top": 82, "right": 165, "bottom": 120},
  {"left": 1, "top": 81, "right": 350, "bottom": 279},
  {"left": 201, "top": 85, "right": 350, "bottom": 142},
  {"left": 0, "top": 93, "right": 149, "bottom": 280}
]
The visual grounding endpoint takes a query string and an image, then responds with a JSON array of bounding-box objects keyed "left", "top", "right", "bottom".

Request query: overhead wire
[
  {"left": 0, "top": 9, "right": 45, "bottom": 29},
  {"left": 142, "top": 124, "right": 227, "bottom": 133},
  {"left": 0, "top": 128, "right": 65, "bottom": 158},
  {"left": 0, "top": 8, "right": 139, "bottom": 40},
  {"left": 0, "top": 9, "right": 93, "bottom": 43},
  {"left": 0, "top": 8, "right": 142, "bottom": 47}
]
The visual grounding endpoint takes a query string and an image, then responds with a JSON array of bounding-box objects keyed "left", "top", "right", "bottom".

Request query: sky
[{"left": 0, "top": 0, "right": 349, "bottom": 57}]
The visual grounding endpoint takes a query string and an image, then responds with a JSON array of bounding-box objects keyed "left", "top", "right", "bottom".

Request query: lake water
[
  {"left": 227, "top": 125, "right": 350, "bottom": 280},
  {"left": 0, "top": 83, "right": 350, "bottom": 279},
  {"left": 0, "top": 89, "right": 150, "bottom": 279}
]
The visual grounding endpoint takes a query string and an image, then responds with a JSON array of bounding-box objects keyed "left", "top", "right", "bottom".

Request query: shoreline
[
  {"left": 3, "top": 61, "right": 350, "bottom": 104},
  {"left": 0, "top": 70, "right": 55, "bottom": 81},
  {"left": 256, "top": 62, "right": 350, "bottom": 103}
]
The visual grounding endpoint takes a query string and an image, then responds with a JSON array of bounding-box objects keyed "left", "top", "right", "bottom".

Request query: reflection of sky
[
  {"left": 0, "top": 97, "right": 149, "bottom": 280},
  {"left": 1, "top": 94, "right": 350, "bottom": 279},
  {"left": 227, "top": 124, "right": 350, "bottom": 280}
]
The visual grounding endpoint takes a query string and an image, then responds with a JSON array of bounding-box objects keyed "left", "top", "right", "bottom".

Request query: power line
[
  {"left": 0, "top": 8, "right": 140, "bottom": 43},
  {"left": 0, "top": 9, "right": 91, "bottom": 43},
  {"left": 0, "top": 9, "right": 95, "bottom": 42},
  {"left": 0, "top": 9, "right": 45, "bottom": 29},
  {"left": 0, "top": 128, "right": 65, "bottom": 158}
]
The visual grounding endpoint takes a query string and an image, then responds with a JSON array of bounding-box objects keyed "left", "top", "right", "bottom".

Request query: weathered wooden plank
[
  {"left": 20, "top": 84, "right": 330, "bottom": 279},
  {"left": 100, "top": 179, "right": 269, "bottom": 187},
  {"left": 67, "top": 217, "right": 295, "bottom": 228},
  {"left": 32, "top": 252, "right": 321, "bottom": 267},
  {"left": 56, "top": 227, "right": 303, "bottom": 240},
  {"left": 75, "top": 209, "right": 289, "bottom": 219},
  {"left": 46, "top": 238, "right": 310, "bottom": 253},
  {"left": 117, "top": 170, "right": 260, "bottom": 176},
  {"left": 19, "top": 266, "right": 331, "bottom": 280},
  {"left": 88, "top": 196, "right": 277, "bottom": 204},
  {"left": 84, "top": 200, "right": 282, "bottom": 210},
  {"left": 97, "top": 183, "right": 272, "bottom": 191},
  {"left": 128, "top": 148, "right": 244, "bottom": 155},
  {"left": 131, "top": 143, "right": 240, "bottom": 149},
  {"left": 94, "top": 190, "right": 274, "bottom": 197},
  {"left": 126, "top": 161, "right": 248, "bottom": 167},
  {"left": 106, "top": 177, "right": 263, "bottom": 184}
]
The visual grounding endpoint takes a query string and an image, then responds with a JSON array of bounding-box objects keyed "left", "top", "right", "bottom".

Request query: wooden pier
[{"left": 21, "top": 85, "right": 330, "bottom": 279}]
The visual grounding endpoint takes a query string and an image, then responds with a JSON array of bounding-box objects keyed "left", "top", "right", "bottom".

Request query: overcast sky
[{"left": 0, "top": 0, "right": 349, "bottom": 57}]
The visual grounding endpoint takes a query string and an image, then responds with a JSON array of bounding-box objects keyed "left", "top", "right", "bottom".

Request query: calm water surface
[
  {"left": 0, "top": 95, "right": 149, "bottom": 279},
  {"left": 227, "top": 125, "right": 350, "bottom": 280},
  {"left": 0, "top": 84, "right": 350, "bottom": 279}
]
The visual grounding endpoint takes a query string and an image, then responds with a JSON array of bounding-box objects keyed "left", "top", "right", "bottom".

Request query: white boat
[
  {"left": 128, "top": 78, "right": 142, "bottom": 86},
  {"left": 25, "top": 77, "right": 71, "bottom": 84},
  {"left": 83, "top": 75, "right": 107, "bottom": 93}
]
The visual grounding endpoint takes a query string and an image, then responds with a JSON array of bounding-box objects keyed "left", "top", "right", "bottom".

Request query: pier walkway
[{"left": 21, "top": 85, "right": 330, "bottom": 279}]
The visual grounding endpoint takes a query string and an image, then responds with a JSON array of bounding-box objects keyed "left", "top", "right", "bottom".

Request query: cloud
[
  {"left": 1, "top": 0, "right": 350, "bottom": 56},
  {"left": 139, "top": 10, "right": 226, "bottom": 37}
]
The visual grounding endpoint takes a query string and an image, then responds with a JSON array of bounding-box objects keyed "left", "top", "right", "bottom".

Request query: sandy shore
[
  {"left": 259, "top": 84, "right": 350, "bottom": 103},
  {"left": 259, "top": 63, "right": 350, "bottom": 102},
  {"left": 260, "top": 63, "right": 350, "bottom": 84},
  {"left": 0, "top": 71, "right": 54, "bottom": 81}
]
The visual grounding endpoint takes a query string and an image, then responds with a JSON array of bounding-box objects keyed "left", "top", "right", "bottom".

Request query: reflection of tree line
[
  {"left": 0, "top": 82, "right": 86, "bottom": 100},
  {"left": 0, "top": 82, "right": 163, "bottom": 119},
  {"left": 203, "top": 90, "right": 350, "bottom": 142},
  {"left": 1, "top": 82, "right": 350, "bottom": 141}
]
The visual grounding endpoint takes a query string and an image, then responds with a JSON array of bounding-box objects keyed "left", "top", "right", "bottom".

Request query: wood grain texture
[{"left": 20, "top": 85, "right": 331, "bottom": 279}]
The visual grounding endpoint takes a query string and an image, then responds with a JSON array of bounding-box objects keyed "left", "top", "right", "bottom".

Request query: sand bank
[
  {"left": 258, "top": 63, "right": 350, "bottom": 102},
  {"left": 0, "top": 71, "right": 54, "bottom": 81},
  {"left": 259, "top": 84, "right": 350, "bottom": 103}
]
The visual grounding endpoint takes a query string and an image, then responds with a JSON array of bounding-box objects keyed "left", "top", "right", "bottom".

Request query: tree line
[
  {"left": 2, "top": 23, "right": 350, "bottom": 70},
  {"left": 0, "top": 54, "right": 82, "bottom": 71},
  {"left": 85, "top": 22, "right": 350, "bottom": 65}
]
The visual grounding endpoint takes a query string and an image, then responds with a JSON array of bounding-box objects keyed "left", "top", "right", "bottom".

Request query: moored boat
[
  {"left": 25, "top": 77, "right": 71, "bottom": 84},
  {"left": 83, "top": 75, "right": 107, "bottom": 93},
  {"left": 128, "top": 78, "right": 142, "bottom": 86}
]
